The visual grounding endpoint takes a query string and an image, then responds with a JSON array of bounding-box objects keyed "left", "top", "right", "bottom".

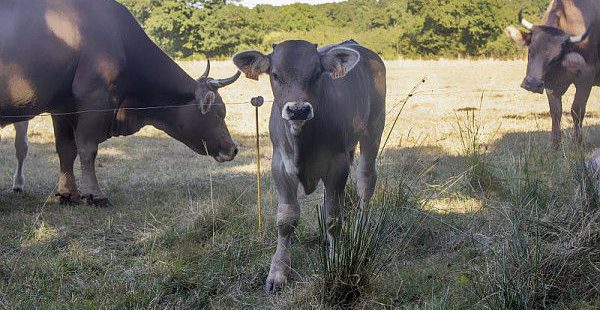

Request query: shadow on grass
[{"left": 1, "top": 123, "right": 600, "bottom": 308}]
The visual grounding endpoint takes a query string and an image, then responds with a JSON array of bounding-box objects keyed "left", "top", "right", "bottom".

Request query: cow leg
[
  {"left": 52, "top": 115, "right": 81, "bottom": 204},
  {"left": 547, "top": 89, "right": 563, "bottom": 148},
  {"left": 75, "top": 122, "right": 111, "bottom": 207},
  {"left": 572, "top": 82, "right": 593, "bottom": 144},
  {"left": 324, "top": 152, "right": 352, "bottom": 254},
  {"left": 12, "top": 122, "right": 29, "bottom": 192},
  {"left": 265, "top": 151, "right": 300, "bottom": 292}
]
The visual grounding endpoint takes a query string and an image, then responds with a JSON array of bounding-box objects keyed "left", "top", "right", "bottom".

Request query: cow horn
[
  {"left": 208, "top": 71, "right": 242, "bottom": 89},
  {"left": 518, "top": 10, "right": 534, "bottom": 30},
  {"left": 201, "top": 58, "right": 211, "bottom": 79},
  {"left": 570, "top": 26, "right": 591, "bottom": 43}
]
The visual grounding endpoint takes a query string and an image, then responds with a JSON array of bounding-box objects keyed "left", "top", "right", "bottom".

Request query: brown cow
[
  {"left": 0, "top": 0, "right": 240, "bottom": 206},
  {"left": 506, "top": 0, "right": 600, "bottom": 146}
]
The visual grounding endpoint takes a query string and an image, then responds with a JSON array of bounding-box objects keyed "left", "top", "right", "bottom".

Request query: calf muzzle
[{"left": 282, "top": 102, "right": 314, "bottom": 136}]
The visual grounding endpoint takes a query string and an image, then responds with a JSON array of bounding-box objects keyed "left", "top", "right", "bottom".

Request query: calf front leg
[
  {"left": 12, "top": 122, "right": 29, "bottom": 192},
  {"left": 266, "top": 151, "right": 300, "bottom": 293},
  {"left": 52, "top": 115, "right": 81, "bottom": 204}
]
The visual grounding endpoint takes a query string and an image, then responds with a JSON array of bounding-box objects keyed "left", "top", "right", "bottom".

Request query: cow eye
[{"left": 272, "top": 73, "right": 283, "bottom": 84}]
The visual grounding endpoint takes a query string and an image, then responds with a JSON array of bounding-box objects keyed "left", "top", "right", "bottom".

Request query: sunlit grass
[{"left": 3, "top": 60, "right": 600, "bottom": 307}]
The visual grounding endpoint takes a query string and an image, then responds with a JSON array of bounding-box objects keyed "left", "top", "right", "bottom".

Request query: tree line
[{"left": 117, "top": 0, "right": 551, "bottom": 59}]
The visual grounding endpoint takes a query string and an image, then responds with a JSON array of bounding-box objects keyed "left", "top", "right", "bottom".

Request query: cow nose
[
  {"left": 233, "top": 147, "right": 239, "bottom": 156},
  {"left": 521, "top": 77, "right": 545, "bottom": 94},
  {"left": 282, "top": 102, "right": 314, "bottom": 121}
]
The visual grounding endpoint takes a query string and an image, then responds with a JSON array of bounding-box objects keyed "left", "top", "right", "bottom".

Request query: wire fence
[{"left": 0, "top": 88, "right": 529, "bottom": 121}]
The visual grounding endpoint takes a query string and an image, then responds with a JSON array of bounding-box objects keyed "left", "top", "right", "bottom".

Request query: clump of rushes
[
  {"left": 456, "top": 109, "right": 498, "bottom": 194},
  {"left": 317, "top": 202, "right": 394, "bottom": 308}
]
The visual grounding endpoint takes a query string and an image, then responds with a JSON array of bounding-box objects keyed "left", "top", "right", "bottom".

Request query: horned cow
[
  {"left": 506, "top": 0, "right": 600, "bottom": 146},
  {"left": 0, "top": 0, "right": 241, "bottom": 206}
]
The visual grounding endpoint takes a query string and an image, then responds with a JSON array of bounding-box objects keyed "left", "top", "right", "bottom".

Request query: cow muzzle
[
  {"left": 214, "top": 145, "right": 239, "bottom": 163},
  {"left": 282, "top": 102, "right": 314, "bottom": 136},
  {"left": 521, "top": 77, "right": 544, "bottom": 94}
]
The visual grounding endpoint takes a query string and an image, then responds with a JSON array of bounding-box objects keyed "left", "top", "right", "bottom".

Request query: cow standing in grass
[
  {"left": 233, "top": 40, "right": 386, "bottom": 292},
  {"left": 0, "top": 122, "right": 29, "bottom": 192},
  {"left": 505, "top": 0, "right": 600, "bottom": 147},
  {"left": 0, "top": 0, "right": 241, "bottom": 206}
]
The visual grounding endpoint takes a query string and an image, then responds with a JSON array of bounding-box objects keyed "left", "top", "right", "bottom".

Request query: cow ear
[
  {"left": 321, "top": 47, "right": 360, "bottom": 80},
  {"left": 198, "top": 91, "right": 215, "bottom": 115},
  {"left": 232, "top": 50, "right": 270, "bottom": 81},
  {"left": 562, "top": 52, "right": 586, "bottom": 74},
  {"left": 505, "top": 25, "right": 531, "bottom": 47}
]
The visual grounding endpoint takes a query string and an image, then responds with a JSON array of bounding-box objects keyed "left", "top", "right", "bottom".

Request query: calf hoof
[
  {"left": 84, "top": 195, "right": 113, "bottom": 208},
  {"left": 264, "top": 271, "right": 288, "bottom": 294},
  {"left": 12, "top": 188, "right": 24, "bottom": 193}
]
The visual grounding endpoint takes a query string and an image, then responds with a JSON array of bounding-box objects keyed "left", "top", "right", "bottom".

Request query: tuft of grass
[
  {"left": 455, "top": 110, "right": 498, "bottom": 194},
  {"left": 471, "top": 153, "right": 600, "bottom": 309},
  {"left": 317, "top": 202, "right": 394, "bottom": 308}
]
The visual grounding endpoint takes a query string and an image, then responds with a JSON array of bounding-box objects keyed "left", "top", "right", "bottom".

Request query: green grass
[
  {"left": 3, "top": 60, "right": 600, "bottom": 308},
  {"left": 5, "top": 125, "right": 600, "bottom": 308}
]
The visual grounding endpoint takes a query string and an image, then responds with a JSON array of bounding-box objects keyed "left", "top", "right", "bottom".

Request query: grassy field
[{"left": 1, "top": 60, "right": 600, "bottom": 309}]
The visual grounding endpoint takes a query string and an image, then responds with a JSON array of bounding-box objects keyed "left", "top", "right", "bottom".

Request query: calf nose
[
  {"left": 521, "top": 77, "right": 545, "bottom": 94},
  {"left": 282, "top": 102, "right": 314, "bottom": 121},
  {"left": 233, "top": 147, "right": 239, "bottom": 156}
]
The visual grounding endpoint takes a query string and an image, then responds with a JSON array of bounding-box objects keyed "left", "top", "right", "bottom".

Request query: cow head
[
  {"left": 161, "top": 61, "right": 241, "bottom": 162},
  {"left": 505, "top": 11, "right": 590, "bottom": 94},
  {"left": 232, "top": 40, "right": 360, "bottom": 136}
]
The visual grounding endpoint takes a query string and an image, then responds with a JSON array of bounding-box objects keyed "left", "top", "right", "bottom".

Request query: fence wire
[{"left": 0, "top": 88, "right": 527, "bottom": 121}]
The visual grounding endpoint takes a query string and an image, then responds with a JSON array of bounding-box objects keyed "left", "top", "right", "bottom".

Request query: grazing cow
[
  {"left": 233, "top": 39, "right": 386, "bottom": 292},
  {"left": 505, "top": 0, "right": 600, "bottom": 147},
  {"left": 0, "top": 122, "right": 29, "bottom": 192},
  {"left": 0, "top": 0, "right": 240, "bottom": 206}
]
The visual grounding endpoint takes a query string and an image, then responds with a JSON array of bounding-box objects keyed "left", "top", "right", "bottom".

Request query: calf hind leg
[
  {"left": 357, "top": 127, "right": 383, "bottom": 208},
  {"left": 324, "top": 153, "right": 352, "bottom": 254},
  {"left": 12, "top": 122, "right": 29, "bottom": 192}
]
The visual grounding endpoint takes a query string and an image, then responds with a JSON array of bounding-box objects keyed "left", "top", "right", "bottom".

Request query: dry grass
[{"left": 2, "top": 60, "right": 600, "bottom": 308}]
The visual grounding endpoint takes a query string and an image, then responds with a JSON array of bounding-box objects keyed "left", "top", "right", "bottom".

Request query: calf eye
[{"left": 272, "top": 73, "right": 283, "bottom": 84}]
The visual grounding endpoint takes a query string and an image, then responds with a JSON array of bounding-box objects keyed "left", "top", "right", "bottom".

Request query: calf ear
[
  {"left": 198, "top": 91, "right": 215, "bottom": 115},
  {"left": 562, "top": 52, "right": 586, "bottom": 74},
  {"left": 505, "top": 25, "right": 531, "bottom": 47},
  {"left": 321, "top": 47, "right": 361, "bottom": 80},
  {"left": 232, "top": 50, "right": 270, "bottom": 81}
]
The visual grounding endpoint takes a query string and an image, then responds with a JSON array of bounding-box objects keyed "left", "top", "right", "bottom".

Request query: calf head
[
  {"left": 162, "top": 61, "right": 240, "bottom": 162},
  {"left": 233, "top": 40, "right": 360, "bottom": 136},
  {"left": 505, "top": 11, "right": 590, "bottom": 94}
]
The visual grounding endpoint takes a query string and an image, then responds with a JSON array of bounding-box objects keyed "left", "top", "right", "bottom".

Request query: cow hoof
[
  {"left": 12, "top": 188, "right": 24, "bottom": 193},
  {"left": 84, "top": 195, "right": 113, "bottom": 208},
  {"left": 264, "top": 272, "right": 288, "bottom": 294},
  {"left": 56, "top": 193, "right": 81, "bottom": 205}
]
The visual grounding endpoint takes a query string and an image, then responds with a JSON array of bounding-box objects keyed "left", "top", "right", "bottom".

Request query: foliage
[{"left": 115, "top": 0, "right": 554, "bottom": 59}]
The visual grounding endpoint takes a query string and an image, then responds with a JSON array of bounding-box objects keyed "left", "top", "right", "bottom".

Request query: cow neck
[{"left": 125, "top": 33, "right": 197, "bottom": 107}]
